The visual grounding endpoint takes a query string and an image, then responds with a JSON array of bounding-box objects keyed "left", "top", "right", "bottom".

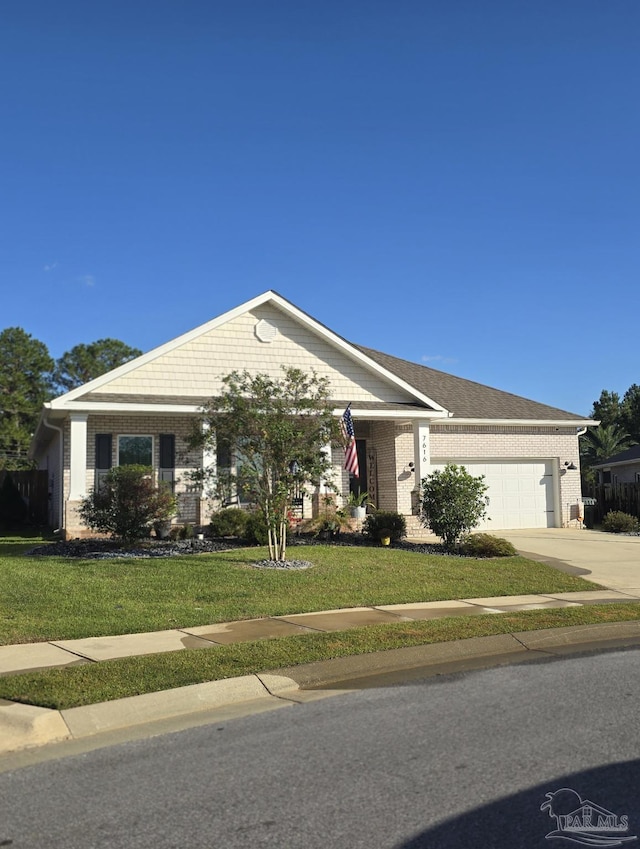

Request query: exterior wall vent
[{"left": 255, "top": 319, "right": 278, "bottom": 343}]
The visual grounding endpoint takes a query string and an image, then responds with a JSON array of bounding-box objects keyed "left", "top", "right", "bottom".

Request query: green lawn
[
  {"left": 2, "top": 603, "right": 640, "bottom": 710},
  {"left": 2, "top": 534, "right": 595, "bottom": 645},
  {"left": 2, "top": 534, "right": 639, "bottom": 710}
]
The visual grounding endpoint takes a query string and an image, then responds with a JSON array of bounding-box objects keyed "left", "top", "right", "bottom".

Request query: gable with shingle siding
[{"left": 74, "top": 304, "right": 424, "bottom": 406}]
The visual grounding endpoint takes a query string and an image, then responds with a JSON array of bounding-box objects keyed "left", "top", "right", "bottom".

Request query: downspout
[
  {"left": 40, "top": 413, "right": 64, "bottom": 534},
  {"left": 576, "top": 426, "right": 588, "bottom": 472}
]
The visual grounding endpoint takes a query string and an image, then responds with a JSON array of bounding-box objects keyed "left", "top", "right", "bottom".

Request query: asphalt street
[{"left": 1, "top": 647, "right": 639, "bottom": 848}]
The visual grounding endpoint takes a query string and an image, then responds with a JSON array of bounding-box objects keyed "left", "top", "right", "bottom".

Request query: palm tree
[{"left": 580, "top": 424, "right": 638, "bottom": 486}]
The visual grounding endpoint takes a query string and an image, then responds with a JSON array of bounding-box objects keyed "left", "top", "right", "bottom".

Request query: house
[
  {"left": 592, "top": 445, "right": 640, "bottom": 485},
  {"left": 29, "top": 291, "right": 594, "bottom": 538}
]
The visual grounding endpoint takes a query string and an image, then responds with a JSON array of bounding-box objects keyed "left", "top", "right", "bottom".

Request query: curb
[
  {"left": 0, "top": 700, "right": 71, "bottom": 752},
  {"left": 4, "top": 620, "right": 640, "bottom": 756},
  {"left": 0, "top": 673, "right": 300, "bottom": 755}
]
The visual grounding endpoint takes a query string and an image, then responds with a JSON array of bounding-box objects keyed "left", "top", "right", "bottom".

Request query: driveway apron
[{"left": 498, "top": 528, "right": 640, "bottom": 596}]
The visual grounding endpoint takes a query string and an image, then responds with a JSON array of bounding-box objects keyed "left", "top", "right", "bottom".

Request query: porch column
[
  {"left": 411, "top": 420, "right": 431, "bottom": 515},
  {"left": 199, "top": 422, "right": 217, "bottom": 522},
  {"left": 68, "top": 414, "right": 88, "bottom": 500},
  {"left": 321, "top": 442, "right": 340, "bottom": 493},
  {"left": 413, "top": 420, "right": 431, "bottom": 483}
]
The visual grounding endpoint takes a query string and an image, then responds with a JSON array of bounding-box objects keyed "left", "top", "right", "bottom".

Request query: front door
[{"left": 349, "top": 439, "right": 368, "bottom": 497}]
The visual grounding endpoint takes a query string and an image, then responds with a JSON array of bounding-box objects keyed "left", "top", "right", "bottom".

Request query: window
[
  {"left": 216, "top": 438, "right": 236, "bottom": 506},
  {"left": 118, "top": 435, "right": 153, "bottom": 467},
  {"left": 95, "top": 433, "right": 112, "bottom": 489},
  {"left": 216, "top": 437, "right": 254, "bottom": 506},
  {"left": 159, "top": 434, "right": 176, "bottom": 492}
]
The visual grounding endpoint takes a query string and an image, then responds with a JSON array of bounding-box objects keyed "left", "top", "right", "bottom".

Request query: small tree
[
  {"left": 191, "top": 367, "right": 339, "bottom": 561},
  {"left": 79, "top": 465, "right": 176, "bottom": 544},
  {"left": 420, "top": 464, "right": 488, "bottom": 551}
]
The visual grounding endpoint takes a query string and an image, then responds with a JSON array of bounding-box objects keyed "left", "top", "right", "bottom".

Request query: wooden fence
[
  {"left": 0, "top": 469, "right": 49, "bottom": 525},
  {"left": 583, "top": 482, "right": 640, "bottom": 524}
]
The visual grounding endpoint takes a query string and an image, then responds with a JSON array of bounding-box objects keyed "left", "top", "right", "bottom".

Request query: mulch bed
[{"left": 27, "top": 533, "right": 448, "bottom": 559}]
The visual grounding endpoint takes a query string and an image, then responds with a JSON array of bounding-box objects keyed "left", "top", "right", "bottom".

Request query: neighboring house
[
  {"left": 592, "top": 445, "right": 640, "bottom": 485},
  {"left": 29, "top": 291, "right": 594, "bottom": 538}
]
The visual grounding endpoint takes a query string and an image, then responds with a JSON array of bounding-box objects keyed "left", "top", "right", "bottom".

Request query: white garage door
[{"left": 430, "top": 460, "right": 556, "bottom": 530}]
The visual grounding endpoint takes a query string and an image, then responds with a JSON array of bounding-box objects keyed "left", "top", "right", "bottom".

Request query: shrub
[
  {"left": 602, "top": 511, "right": 640, "bottom": 534},
  {"left": 460, "top": 533, "right": 517, "bottom": 558},
  {"left": 210, "top": 508, "right": 249, "bottom": 538},
  {"left": 363, "top": 511, "right": 406, "bottom": 543},
  {"left": 78, "top": 465, "right": 176, "bottom": 544},
  {"left": 420, "top": 464, "right": 488, "bottom": 550},
  {"left": 245, "top": 510, "right": 270, "bottom": 545},
  {"left": 179, "top": 523, "right": 195, "bottom": 540}
]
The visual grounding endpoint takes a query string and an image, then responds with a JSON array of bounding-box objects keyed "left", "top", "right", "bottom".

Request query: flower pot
[
  {"left": 349, "top": 506, "right": 367, "bottom": 520},
  {"left": 380, "top": 535, "right": 391, "bottom": 546},
  {"left": 154, "top": 522, "right": 171, "bottom": 540}
]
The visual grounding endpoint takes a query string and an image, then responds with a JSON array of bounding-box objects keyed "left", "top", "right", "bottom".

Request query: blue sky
[{"left": 2, "top": 1, "right": 638, "bottom": 417}]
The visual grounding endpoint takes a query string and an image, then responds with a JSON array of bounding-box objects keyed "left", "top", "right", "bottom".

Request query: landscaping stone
[{"left": 26, "top": 534, "right": 451, "bottom": 560}]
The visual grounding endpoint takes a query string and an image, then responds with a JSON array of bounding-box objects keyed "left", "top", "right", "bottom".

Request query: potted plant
[
  {"left": 378, "top": 528, "right": 392, "bottom": 546},
  {"left": 363, "top": 511, "right": 407, "bottom": 545},
  {"left": 320, "top": 517, "right": 341, "bottom": 540},
  {"left": 346, "top": 490, "right": 369, "bottom": 520}
]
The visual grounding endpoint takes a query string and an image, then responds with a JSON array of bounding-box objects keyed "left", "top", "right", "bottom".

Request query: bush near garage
[
  {"left": 460, "top": 533, "right": 517, "bottom": 558},
  {"left": 420, "top": 464, "right": 488, "bottom": 551},
  {"left": 601, "top": 511, "right": 640, "bottom": 534}
]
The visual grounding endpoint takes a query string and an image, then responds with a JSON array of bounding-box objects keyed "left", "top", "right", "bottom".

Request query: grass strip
[
  {"left": 1, "top": 603, "right": 638, "bottom": 710},
  {"left": 0, "top": 540, "right": 595, "bottom": 644}
]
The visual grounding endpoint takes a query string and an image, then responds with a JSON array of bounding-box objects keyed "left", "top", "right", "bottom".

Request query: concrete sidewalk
[
  {"left": 4, "top": 606, "right": 640, "bottom": 759},
  {"left": 3, "top": 588, "right": 640, "bottom": 757},
  {"left": 1, "top": 589, "right": 638, "bottom": 678}
]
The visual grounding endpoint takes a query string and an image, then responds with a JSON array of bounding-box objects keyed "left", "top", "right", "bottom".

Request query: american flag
[{"left": 341, "top": 405, "right": 359, "bottom": 478}]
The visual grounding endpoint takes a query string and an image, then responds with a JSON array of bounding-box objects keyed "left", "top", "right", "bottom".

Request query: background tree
[
  {"left": 580, "top": 423, "right": 637, "bottom": 485},
  {"left": 620, "top": 384, "right": 640, "bottom": 442},
  {"left": 191, "top": 367, "right": 339, "bottom": 562},
  {"left": 52, "top": 338, "right": 142, "bottom": 393},
  {"left": 420, "top": 464, "right": 488, "bottom": 551},
  {"left": 0, "top": 328, "right": 54, "bottom": 469},
  {"left": 591, "top": 390, "right": 621, "bottom": 429}
]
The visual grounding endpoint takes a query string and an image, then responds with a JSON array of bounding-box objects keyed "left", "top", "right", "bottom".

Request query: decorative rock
[{"left": 252, "top": 559, "right": 313, "bottom": 570}]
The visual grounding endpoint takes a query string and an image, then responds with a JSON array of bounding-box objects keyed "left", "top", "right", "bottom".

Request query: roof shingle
[{"left": 354, "top": 344, "right": 587, "bottom": 421}]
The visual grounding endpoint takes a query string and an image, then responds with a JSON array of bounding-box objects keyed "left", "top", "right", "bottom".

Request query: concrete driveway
[{"left": 498, "top": 528, "right": 640, "bottom": 595}]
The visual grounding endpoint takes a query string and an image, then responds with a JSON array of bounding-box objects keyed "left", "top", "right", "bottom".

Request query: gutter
[{"left": 39, "top": 413, "right": 64, "bottom": 534}]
